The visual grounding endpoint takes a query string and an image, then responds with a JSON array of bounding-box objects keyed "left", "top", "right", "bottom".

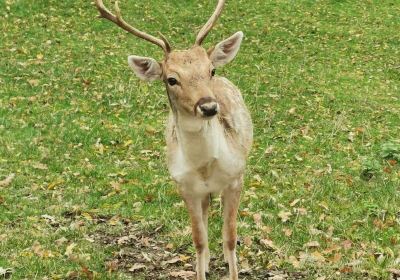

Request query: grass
[{"left": 1, "top": 0, "right": 399, "bottom": 279}]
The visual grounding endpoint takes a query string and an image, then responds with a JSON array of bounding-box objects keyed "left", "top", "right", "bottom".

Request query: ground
[{"left": 0, "top": 0, "right": 400, "bottom": 279}]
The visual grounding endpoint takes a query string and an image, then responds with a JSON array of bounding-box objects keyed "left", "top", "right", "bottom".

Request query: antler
[
  {"left": 95, "top": 0, "right": 171, "bottom": 53},
  {"left": 195, "top": 0, "right": 226, "bottom": 46}
]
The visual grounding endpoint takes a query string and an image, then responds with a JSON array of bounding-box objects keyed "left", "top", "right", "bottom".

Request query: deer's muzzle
[{"left": 195, "top": 97, "right": 219, "bottom": 118}]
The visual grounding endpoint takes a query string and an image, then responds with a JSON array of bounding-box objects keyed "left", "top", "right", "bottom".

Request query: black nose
[{"left": 199, "top": 102, "right": 218, "bottom": 117}]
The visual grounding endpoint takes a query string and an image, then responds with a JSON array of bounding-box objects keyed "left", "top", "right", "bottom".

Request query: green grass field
[{"left": 1, "top": 0, "right": 399, "bottom": 279}]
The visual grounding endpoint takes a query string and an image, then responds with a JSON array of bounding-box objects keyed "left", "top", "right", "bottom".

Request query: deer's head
[{"left": 95, "top": 0, "right": 243, "bottom": 119}]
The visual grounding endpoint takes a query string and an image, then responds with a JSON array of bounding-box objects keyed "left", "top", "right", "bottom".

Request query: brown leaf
[
  {"left": 65, "top": 243, "right": 77, "bottom": 257},
  {"left": 331, "top": 252, "right": 342, "bottom": 263},
  {"left": 32, "top": 162, "right": 48, "bottom": 170},
  {"left": 278, "top": 211, "right": 292, "bottom": 222},
  {"left": 169, "top": 270, "right": 196, "bottom": 278},
  {"left": 162, "top": 256, "right": 181, "bottom": 266},
  {"left": 128, "top": 263, "right": 146, "bottom": 272},
  {"left": 0, "top": 234, "right": 7, "bottom": 242},
  {"left": 290, "top": 199, "right": 300, "bottom": 207},
  {"left": 28, "top": 79, "right": 39, "bottom": 87},
  {"left": 389, "top": 268, "right": 400, "bottom": 276},
  {"left": 264, "top": 145, "right": 275, "bottom": 157},
  {"left": 105, "top": 260, "right": 119, "bottom": 272},
  {"left": 55, "top": 237, "right": 68, "bottom": 246},
  {"left": 342, "top": 240, "right": 352, "bottom": 250},
  {"left": 283, "top": 228, "right": 292, "bottom": 237},
  {"left": 0, "top": 174, "right": 15, "bottom": 187},
  {"left": 339, "top": 266, "right": 353, "bottom": 273},
  {"left": 305, "top": 241, "right": 320, "bottom": 248},
  {"left": 287, "top": 255, "right": 300, "bottom": 268},
  {"left": 311, "top": 251, "right": 325, "bottom": 263},
  {"left": 243, "top": 236, "right": 253, "bottom": 247},
  {"left": 260, "top": 238, "right": 278, "bottom": 250},
  {"left": 80, "top": 266, "right": 94, "bottom": 280},
  {"left": 253, "top": 213, "right": 262, "bottom": 226}
]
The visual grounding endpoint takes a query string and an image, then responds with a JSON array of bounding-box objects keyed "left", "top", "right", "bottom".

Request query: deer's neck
[{"left": 174, "top": 112, "right": 224, "bottom": 167}]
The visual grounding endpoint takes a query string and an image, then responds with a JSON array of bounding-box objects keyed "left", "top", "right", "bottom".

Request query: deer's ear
[
  {"left": 209, "top": 31, "right": 243, "bottom": 68},
  {"left": 128, "top": 56, "right": 162, "bottom": 81}
]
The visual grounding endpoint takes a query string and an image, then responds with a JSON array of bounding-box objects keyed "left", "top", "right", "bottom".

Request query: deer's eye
[
  {"left": 211, "top": 69, "right": 216, "bottom": 77},
  {"left": 167, "top": 77, "right": 178, "bottom": 86}
]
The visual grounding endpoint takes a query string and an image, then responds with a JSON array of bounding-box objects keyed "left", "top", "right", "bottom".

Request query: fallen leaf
[
  {"left": 253, "top": 213, "right": 262, "bottom": 226},
  {"left": 243, "top": 236, "right": 253, "bottom": 246},
  {"left": 283, "top": 228, "right": 292, "bottom": 237},
  {"left": 339, "top": 266, "right": 353, "bottom": 273},
  {"left": 55, "top": 237, "right": 68, "bottom": 246},
  {"left": 28, "top": 79, "right": 39, "bottom": 87},
  {"left": 169, "top": 270, "right": 196, "bottom": 278},
  {"left": 288, "top": 107, "right": 296, "bottom": 115},
  {"left": 80, "top": 266, "right": 94, "bottom": 280},
  {"left": 290, "top": 199, "right": 300, "bottom": 207},
  {"left": 342, "top": 239, "right": 352, "bottom": 250},
  {"left": 32, "top": 241, "right": 55, "bottom": 258},
  {"left": 331, "top": 252, "right": 342, "bottom": 263},
  {"left": 287, "top": 255, "right": 300, "bottom": 268},
  {"left": 305, "top": 241, "right": 320, "bottom": 248},
  {"left": 260, "top": 238, "right": 278, "bottom": 250},
  {"left": 264, "top": 145, "right": 275, "bottom": 156},
  {"left": 41, "top": 214, "right": 57, "bottom": 225},
  {"left": 0, "top": 174, "right": 15, "bottom": 187},
  {"left": 0, "top": 234, "right": 7, "bottom": 242},
  {"left": 105, "top": 260, "right": 119, "bottom": 272},
  {"left": 128, "top": 263, "right": 146, "bottom": 272},
  {"left": 278, "top": 211, "right": 292, "bottom": 222},
  {"left": 389, "top": 268, "right": 400, "bottom": 276},
  {"left": 162, "top": 256, "right": 181, "bottom": 266},
  {"left": 117, "top": 235, "right": 132, "bottom": 245},
  {"left": 65, "top": 243, "right": 77, "bottom": 257},
  {"left": 32, "top": 162, "right": 48, "bottom": 170},
  {"left": 311, "top": 251, "right": 325, "bottom": 262}
]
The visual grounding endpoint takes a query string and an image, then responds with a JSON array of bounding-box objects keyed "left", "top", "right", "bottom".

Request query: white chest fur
[{"left": 168, "top": 116, "right": 245, "bottom": 196}]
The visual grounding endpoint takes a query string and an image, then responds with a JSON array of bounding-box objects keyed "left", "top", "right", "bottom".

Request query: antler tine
[
  {"left": 195, "top": 0, "right": 226, "bottom": 46},
  {"left": 95, "top": 0, "right": 171, "bottom": 54}
]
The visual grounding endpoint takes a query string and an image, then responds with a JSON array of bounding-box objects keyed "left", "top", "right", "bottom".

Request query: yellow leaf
[
  {"left": 81, "top": 212, "right": 93, "bottom": 221},
  {"left": 123, "top": 139, "right": 133, "bottom": 147},
  {"left": 65, "top": 243, "right": 76, "bottom": 257}
]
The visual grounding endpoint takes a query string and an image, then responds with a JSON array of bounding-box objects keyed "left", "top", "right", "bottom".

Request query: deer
[{"left": 95, "top": 1, "right": 253, "bottom": 279}]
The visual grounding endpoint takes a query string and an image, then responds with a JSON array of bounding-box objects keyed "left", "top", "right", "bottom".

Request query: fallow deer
[{"left": 95, "top": 1, "right": 253, "bottom": 279}]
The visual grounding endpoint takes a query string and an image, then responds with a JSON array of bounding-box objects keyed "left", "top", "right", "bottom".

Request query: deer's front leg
[
  {"left": 201, "top": 194, "right": 211, "bottom": 273},
  {"left": 182, "top": 193, "right": 209, "bottom": 280},
  {"left": 222, "top": 179, "right": 242, "bottom": 280}
]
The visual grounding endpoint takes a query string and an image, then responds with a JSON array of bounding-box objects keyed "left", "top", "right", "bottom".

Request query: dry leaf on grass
[
  {"left": 169, "top": 270, "right": 196, "bottom": 278},
  {"left": 65, "top": 243, "right": 77, "bottom": 257},
  {"left": 305, "top": 241, "right": 320, "bottom": 248},
  {"left": 0, "top": 174, "right": 15, "bottom": 187},
  {"left": 128, "top": 263, "right": 146, "bottom": 272},
  {"left": 162, "top": 256, "right": 181, "bottom": 266},
  {"left": 278, "top": 211, "right": 292, "bottom": 222}
]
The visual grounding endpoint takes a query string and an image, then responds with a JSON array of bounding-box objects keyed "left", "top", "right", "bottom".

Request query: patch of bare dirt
[{"left": 90, "top": 220, "right": 306, "bottom": 280}]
